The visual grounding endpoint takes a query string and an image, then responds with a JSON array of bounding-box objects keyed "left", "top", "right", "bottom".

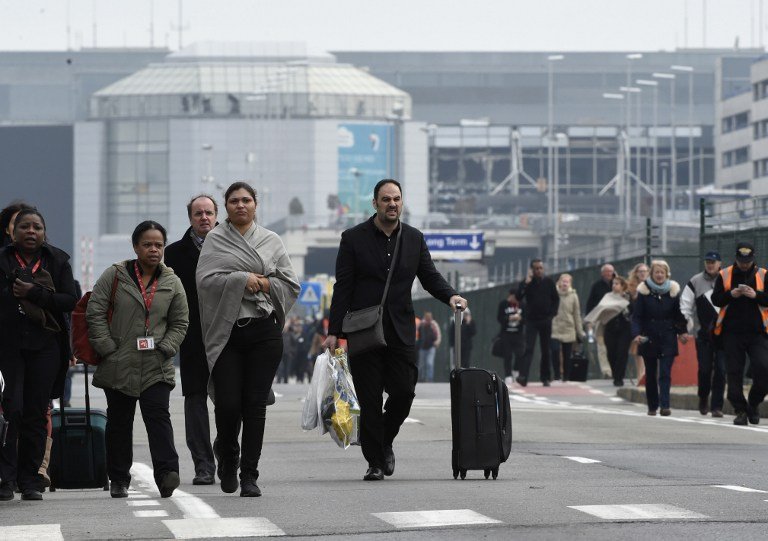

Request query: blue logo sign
[
  {"left": 424, "top": 233, "right": 484, "bottom": 260},
  {"left": 298, "top": 282, "right": 322, "bottom": 307}
]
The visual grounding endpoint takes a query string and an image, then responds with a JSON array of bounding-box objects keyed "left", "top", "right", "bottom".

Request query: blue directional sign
[
  {"left": 424, "top": 232, "right": 484, "bottom": 260},
  {"left": 298, "top": 281, "right": 323, "bottom": 307}
]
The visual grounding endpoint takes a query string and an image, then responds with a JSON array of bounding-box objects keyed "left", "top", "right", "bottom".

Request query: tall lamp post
[
  {"left": 671, "top": 64, "right": 695, "bottom": 219},
  {"left": 637, "top": 79, "right": 660, "bottom": 227},
  {"left": 553, "top": 132, "right": 568, "bottom": 268},
  {"left": 653, "top": 72, "right": 676, "bottom": 219},
  {"left": 602, "top": 92, "right": 625, "bottom": 222},
  {"left": 619, "top": 85, "right": 642, "bottom": 222},
  {"left": 547, "top": 54, "right": 564, "bottom": 260}
]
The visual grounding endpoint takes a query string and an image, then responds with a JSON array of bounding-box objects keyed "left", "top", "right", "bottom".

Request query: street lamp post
[
  {"left": 602, "top": 92, "right": 625, "bottom": 222},
  {"left": 637, "top": 79, "right": 660, "bottom": 227},
  {"left": 671, "top": 65, "right": 695, "bottom": 219},
  {"left": 653, "top": 72, "right": 676, "bottom": 219},
  {"left": 619, "top": 85, "right": 642, "bottom": 224},
  {"left": 547, "top": 54, "right": 564, "bottom": 262},
  {"left": 553, "top": 132, "right": 567, "bottom": 269}
]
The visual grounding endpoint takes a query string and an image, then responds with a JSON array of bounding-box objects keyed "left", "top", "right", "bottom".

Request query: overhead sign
[
  {"left": 298, "top": 281, "right": 323, "bottom": 307},
  {"left": 424, "top": 232, "right": 484, "bottom": 260}
]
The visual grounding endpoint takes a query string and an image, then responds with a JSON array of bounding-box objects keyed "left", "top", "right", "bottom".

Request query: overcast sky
[{"left": 2, "top": 0, "right": 767, "bottom": 53}]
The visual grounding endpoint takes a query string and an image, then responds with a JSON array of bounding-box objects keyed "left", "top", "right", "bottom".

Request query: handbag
[
  {"left": 71, "top": 273, "right": 119, "bottom": 366},
  {"left": 491, "top": 333, "right": 505, "bottom": 358},
  {"left": 341, "top": 227, "right": 402, "bottom": 357}
]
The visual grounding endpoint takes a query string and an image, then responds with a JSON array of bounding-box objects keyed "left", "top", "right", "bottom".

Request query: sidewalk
[{"left": 616, "top": 384, "right": 764, "bottom": 418}]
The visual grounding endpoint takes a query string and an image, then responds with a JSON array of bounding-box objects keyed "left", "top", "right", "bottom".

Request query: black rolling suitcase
[
  {"left": 50, "top": 364, "right": 109, "bottom": 491},
  {"left": 568, "top": 349, "right": 589, "bottom": 382},
  {"left": 450, "top": 307, "right": 512, "bottom": 480}
]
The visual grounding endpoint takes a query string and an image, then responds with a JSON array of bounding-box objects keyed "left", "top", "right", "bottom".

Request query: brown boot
[{"left": 38, "top": 436, "right": 52, "bottom": 487}]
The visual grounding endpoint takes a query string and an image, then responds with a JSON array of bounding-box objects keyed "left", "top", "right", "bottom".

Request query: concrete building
[{"left": 73, "top": 43, "right": 426, "bottom": 284}]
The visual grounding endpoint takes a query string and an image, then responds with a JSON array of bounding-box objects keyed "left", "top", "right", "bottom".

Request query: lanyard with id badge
[{"left": 134, "top": 261, "right": 158, "bottom": 351}]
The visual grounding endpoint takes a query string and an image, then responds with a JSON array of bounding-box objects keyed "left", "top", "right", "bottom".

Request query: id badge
[{"left": 137, "top": 336, "right": 156, "bottom": 351}]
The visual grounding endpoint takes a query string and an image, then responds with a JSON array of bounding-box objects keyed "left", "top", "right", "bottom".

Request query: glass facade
[{"left": 105, "top": 120, "right": 169, "bottom": 233}]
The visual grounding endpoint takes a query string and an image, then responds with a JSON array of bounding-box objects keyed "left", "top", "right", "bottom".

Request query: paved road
[{"left": 3, "top": 375, "right": 768, "bottom": 540}]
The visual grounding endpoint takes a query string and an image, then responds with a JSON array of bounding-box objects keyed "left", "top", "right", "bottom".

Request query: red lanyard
[
  {"left": 14, "top": 253, "right": 41, "bottom": 274},
  {"left": 134, "top": 261, "right": 158, "bottom": 334}
]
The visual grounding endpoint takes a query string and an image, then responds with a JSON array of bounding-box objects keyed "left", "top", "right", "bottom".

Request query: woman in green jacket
[{"left": 86, "top": 221, "right": 189, "bottom": 499}]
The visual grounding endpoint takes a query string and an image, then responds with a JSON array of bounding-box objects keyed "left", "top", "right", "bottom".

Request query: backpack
[{"left": 70, "top": 275, "right": 119, "bottom": 366}]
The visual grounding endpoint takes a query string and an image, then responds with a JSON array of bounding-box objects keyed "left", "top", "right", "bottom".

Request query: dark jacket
[
  {"left": 497, "top": 299, "right": 523, "bottom": 335},
  {"left": 517, "top": 276, "right": 559, "bottom": 322},
  {"left": 631, "top": 280, "right": 687, "bottom": 359},
  {"left": 329, "top": 216, "right": 457, "bottom": 346},
  {"left": 711, "top": 262, "right": 768, "bottom": 335},
  {"left": 164, "top": 227, "right": 208, "bottom": 395},
  {"left": 586, "top": 278, "right": 613, "bottom": 314},
  {"left": 0, "top": 243, "right": 78, "bottom": 399}
]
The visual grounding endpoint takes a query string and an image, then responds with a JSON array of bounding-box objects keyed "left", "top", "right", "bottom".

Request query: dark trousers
[
  {"left": 0, "top": 337, "right": 60, "bottom": 491},
  {"left": 551, "top": 340, "right": 573, "bottom": 381},
  {"left": 349, "top": 343, "right": 417, "bottom": 470},
  {"left": 520, "top": 319, "right": 553, "bottom": 382},
  {"left": 184, "top": 392, "right": 215, "bottom": 477},
  {"left": 212, "top": 317, "right": 282, "bottom": 481},
  {"left": 722, "top": 333, "right": 768, "bottom": 414},
  {"left": 696, "top": 337, "right": 726, "bottom": 411},
  {"left": 643, "top": 354, "right": 674, "bottom": 411},
  {"left": 605, "top": 325, "right": 632, "bottom": 383},
  {"left": 501, "top": 331, "right": 525, "bottom": 378},
  {"left": 104, "top": 383, "right": 178, "bottom": 488}
]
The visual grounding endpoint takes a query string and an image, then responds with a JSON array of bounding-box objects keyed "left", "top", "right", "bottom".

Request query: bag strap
[
  {"left": 106, "top": 273, "right": 119, "bottom": 324},
  {"left": 379, "top": 226, "right": 402, "bottom": 306}
]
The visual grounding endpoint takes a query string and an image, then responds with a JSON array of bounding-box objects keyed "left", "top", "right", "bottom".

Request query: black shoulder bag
[{"left": 342, "top": 227, "right": 402, "bottom": 357}]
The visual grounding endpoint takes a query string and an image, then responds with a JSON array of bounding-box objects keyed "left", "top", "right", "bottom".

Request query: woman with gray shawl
[
  {"left": 196, "top": 182, "right": 299, "bottom": 498},
  {"left": 584, "top": 276, "right": 632, "bottom": 387}
]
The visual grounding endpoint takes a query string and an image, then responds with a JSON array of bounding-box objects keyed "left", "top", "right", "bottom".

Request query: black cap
[
  {"left": 736, "top": 242, "right": 755, "bottom": 263},
  {"left": 703, "top": 250, "right": 721, "bottom": 261}
]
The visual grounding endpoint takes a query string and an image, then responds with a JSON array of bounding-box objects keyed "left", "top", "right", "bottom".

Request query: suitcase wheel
[
  {"left": 484, "top": 469, "right": 490, "bottom": 479},
  {"left": 492, "top": 468, "right": 499, "bottom": 480},
  {"left": 452, "top": 468, "right": 459, "bottom": 480},
  {"left": 460, "top": 470, "right": 467, "bottom": 480}
]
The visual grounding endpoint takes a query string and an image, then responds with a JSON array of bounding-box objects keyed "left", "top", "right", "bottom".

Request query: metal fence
[{"left": 414, "top": 196, "right": 762, "bottom": 382}]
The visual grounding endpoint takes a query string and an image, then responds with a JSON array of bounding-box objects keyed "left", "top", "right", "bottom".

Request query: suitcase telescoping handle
[{"left": 453, "top": 303, "right": 465, "bottom": 370}]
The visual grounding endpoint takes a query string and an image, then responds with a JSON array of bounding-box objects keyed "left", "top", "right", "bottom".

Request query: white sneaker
[{"left": 504, "top": 376, "right": 513, "bottom": 386}]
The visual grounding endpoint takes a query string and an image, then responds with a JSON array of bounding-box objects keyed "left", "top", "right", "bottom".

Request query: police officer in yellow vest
[{"left": 711, "top": 242, "right": 768, "bottom": 426}]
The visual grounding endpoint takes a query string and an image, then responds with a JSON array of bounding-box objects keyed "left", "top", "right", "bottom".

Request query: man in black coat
[
  {"left": 324, "top": 179, "right": 467, "bottom": 481},
  {"left": 516, "top": 259, "right": 559, "bottom": 386},
  {"left": 164, "top": 195, "right": 217, "bottom": 485}
]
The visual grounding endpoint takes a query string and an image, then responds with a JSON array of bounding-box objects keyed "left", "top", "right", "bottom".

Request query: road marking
[
  {"left": 163, "top": 518, "right": 286, "bottom": 538},
  {"left": 563, "top": 456, "right": 602, "bottom": 464},
  {"left": 570, "top": 504, "right": 708, "bottom": 520},
  {"left": 712, "top": 485, "right": 768, "bottom": 493},
  {"left": 0, "top": 524, "right": 63, "bottom": 541},
  {"left": 132, "top": 462, "right": 219, "bottom": 519},
  {"left": 404, "top": 417, "right": 422, "bottom": 424},
  {"left": 510, "top": 395, "right": 536, "bottom": 403},
  {"left": 609, "top": 397, "right": 624, "bottom": 402},
  {"left": 135, "top": 510, "right": 169, "bottom": 518},
  {"left": 128, "top": 500, "right": 161, "bottom": 506},
  {"left": 373, "top": 509, "right": 502, "bottom": 529},
  {"left": 128, "top": 493, "right": 150, "bottom": 498}
]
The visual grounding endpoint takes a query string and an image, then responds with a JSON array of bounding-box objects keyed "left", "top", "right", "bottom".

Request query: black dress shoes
[
  {"left": 363, "top": 467, "right": 384, "bottom": 481},
  {"left": 734, "top": 412, "right": 748, "bottom": 425},
  {"left": 220, "top": 471, "right": 239, "bottom": 493},
  {"left": 21, "top": 489, "right": 43, "bottom": 501},
  {"left": 240, "top": 478, "right": 262, "bottom": 497},
  {"left": 515, "top": 376, "right": 527, "bottom": 387},
  {"left": 193, "top": 474, "right": 215, "bottom": 485},
  {"left": 0, "top": 483, "right": 14, "bottom": 501},
  {"left": 383, "top": 447, "right": 395, "bottom": 477},
  {"left": 159, "top": 471, "right": 180, "bottom": 498},
  {"left": 110, "top": 481, "right": 129, "bottom": 498}
]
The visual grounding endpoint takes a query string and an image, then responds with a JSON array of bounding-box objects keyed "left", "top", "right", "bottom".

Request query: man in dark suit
[
  {"left": 164, "top": 194, "right": 217, "bottom": 485},
  {"left": 324, "top": 179, "right": 467, "bottom": 481}
]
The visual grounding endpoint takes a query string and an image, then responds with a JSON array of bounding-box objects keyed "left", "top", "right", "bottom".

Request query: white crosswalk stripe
[
  {"left": 134, "top": 510, "right": 169, "bottom": 518},
  {"left": 0, "top": 524, "right": 63, "bottom": 541},
  {"left": 163, "top": 517, "right": 286, "bottom": 538},
  {"left": 373, "top": 509, "right": 502, "bottom": 529},
  {"left": 712, "top": 485, "right": 768, "bottom": 493},
  {"left": 563, "top": 456, "right": 602, "bottom": 464},
  {"left": 569, "top": 504, "right": 708, "bottom": 520}
]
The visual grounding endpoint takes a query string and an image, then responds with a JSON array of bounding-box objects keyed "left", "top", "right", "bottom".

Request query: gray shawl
[
  {"left": 584, "top": 291, "right": 629, "bottom": 337},
  {"left": 196, "top": 221, "right": 300, "bottom": 376}
]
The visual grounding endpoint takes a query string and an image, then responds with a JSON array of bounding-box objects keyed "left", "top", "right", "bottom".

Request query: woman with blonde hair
[
  {"left": 551, "top": 273, "right": 585, "bottom": 381},
  {"left": 627, "top": 262, "right": 650, "bottom": 383},
  {"left": 631, "top": 259, "right": 690, "bottom": 416}
]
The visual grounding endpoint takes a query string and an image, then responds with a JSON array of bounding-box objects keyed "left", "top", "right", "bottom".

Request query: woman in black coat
[
  {"left": 631, "top": 260, "right": 690, "bottom": 417},
  {"left": 0, "top": 208, "right": 77, "bottom": 501}
]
